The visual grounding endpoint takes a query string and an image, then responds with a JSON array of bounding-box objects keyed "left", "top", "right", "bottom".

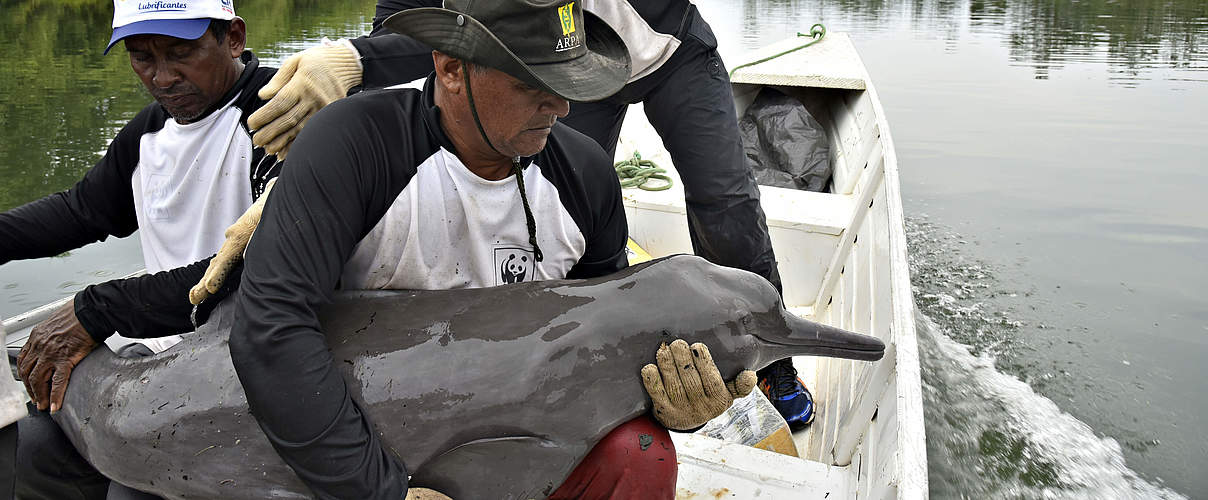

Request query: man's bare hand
[
  {"left": 16, "top": 300, "right": 98, "bottom": 413},
  {"left": 641, "top": 339, "right": 757, "bottom": 430},
  {"left": 248, "top": 41, "right": 363, "bottom": 158},
  {"left": 190, "top": 178, "right": 276, "bottom": 305}
]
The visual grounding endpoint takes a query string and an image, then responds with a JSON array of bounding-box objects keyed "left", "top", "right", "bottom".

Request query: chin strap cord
[
  {"left": 464, "top": 63, "right": 543, "bottom": 262},
  {"left": 463, "top": 63, "right": 501, "bottom": 156},
  {"left": 512, "top": 158, "right": 544, "bottom": 262}
]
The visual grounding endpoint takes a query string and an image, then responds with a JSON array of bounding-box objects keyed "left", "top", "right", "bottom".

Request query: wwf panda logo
[
  {"left": 501, "top": 254, "right": 528, "bottom": 283},
  {"left": 495, "top": 247, "right": 535, "bottom": 285}
]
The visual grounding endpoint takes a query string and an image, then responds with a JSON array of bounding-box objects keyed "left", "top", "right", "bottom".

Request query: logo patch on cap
[
  {"left": 136, "top": 1, "right": 189, "bottom": 12},
  {"left": 558, "top": 2, "right": 576, "bottom": 35},
  {"left": 554, "top": 2, "right": 581, "bottom": 52}
]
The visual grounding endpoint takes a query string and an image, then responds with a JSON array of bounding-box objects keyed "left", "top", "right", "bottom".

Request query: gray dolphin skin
[{"left": 52, "top": 255, "right": 885, "bottom": 499}]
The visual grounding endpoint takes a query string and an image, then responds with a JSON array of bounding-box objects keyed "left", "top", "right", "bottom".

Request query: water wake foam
[
  {"left": 918, "top": 312, "right": 1184, "bottom": 499},
  {"left": 908, "top": 216, "right": 1183, "bottom": 498}
]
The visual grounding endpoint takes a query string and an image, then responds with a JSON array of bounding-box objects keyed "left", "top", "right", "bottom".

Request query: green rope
[
  {"left": 614, "top": 151, "right": 672, "bottom": 191},
  {"left": 728, "top": 24, "right": 827, "bottom": 78}
]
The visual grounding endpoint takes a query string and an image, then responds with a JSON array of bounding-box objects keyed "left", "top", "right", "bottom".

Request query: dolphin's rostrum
[{"left": 53, "top": 255, "right": 885, "bottom": 499}]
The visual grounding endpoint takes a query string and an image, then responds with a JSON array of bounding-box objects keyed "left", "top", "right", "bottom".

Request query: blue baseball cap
[{"left": 106, "top": 0, "right": 237, "bottom": 54}]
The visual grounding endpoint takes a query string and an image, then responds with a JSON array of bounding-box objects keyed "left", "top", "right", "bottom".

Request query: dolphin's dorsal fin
[{"left": 411, "top": 435, "right": 584, "bottom": 500}]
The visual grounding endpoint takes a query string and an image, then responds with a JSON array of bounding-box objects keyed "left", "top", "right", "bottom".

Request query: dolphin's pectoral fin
[{"left": 410, "top": 435, "right": 580, "bottom": 500}]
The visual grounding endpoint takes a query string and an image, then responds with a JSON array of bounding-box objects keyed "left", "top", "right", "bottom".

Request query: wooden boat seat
[{"left": 729, "top": 33, "right": 868, "bottom": 91}]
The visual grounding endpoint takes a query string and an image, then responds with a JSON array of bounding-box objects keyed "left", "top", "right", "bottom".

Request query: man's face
[
  {"left": 124, "top": 22, "right": 244, "bottom": 123},
  {"left": 466, "top": 67, "right": 571, "bottom": 158}
]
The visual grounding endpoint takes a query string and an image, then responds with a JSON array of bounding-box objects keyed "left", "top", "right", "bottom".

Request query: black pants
[
  {"left": 562, "top": 9, "right": 782, "bottom": 292},
  {"left": 564, "top": 9, "right": 793, "bottom": 381},
  {"left": 11, "top": 404, "right": 160, "bottom": 500}
]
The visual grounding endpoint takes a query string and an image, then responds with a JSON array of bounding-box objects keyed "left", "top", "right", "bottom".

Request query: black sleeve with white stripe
[
  {"left": 229, "top": 90, "right": 428, "bottom": 499},
  {"left": 73, "top": 257, "right": 228, "bottom": 343},
  {"left": 369, "top": 0, "right": 441, "bottom": 35},
  {"left": 349, "top": 33, "right": 435, "bottom": 89},
  {"left": 543, "top": 123, "right": 629, "bottom": 279}
]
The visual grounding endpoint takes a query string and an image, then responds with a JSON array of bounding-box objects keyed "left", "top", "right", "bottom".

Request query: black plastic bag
[{"left": 739, "top": 88, "right": 831, "bottom": 192}]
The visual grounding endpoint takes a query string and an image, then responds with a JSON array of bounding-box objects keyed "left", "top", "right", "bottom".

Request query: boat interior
[{"left": 618, "top": 33, "right": 925, "bottom": 498}]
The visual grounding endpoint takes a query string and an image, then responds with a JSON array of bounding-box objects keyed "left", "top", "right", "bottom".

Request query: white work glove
[
  {"left": 641, "top": 339, "right": 757, "bottom": 430},
  {"left": 405, "top": 488, "right": 451, "bottom": 500},
  {"left": 248, "top": 40, "right": 363, "bottom": 159},
  {"left": 189, "top": 179, "right": 276, "bottom": 305}
]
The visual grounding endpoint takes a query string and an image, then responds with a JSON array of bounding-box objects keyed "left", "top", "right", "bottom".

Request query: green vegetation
[
  {"left": 0, "top": 0, "right": 1202, "bottom": 209},
  {"left": 988, "top": 0, "right": 1207, "bottom": 80},
  {"left": 744, "top": 0, "right": 1205, "bottom": 80},
  {"left": 0, "top": 0, "right": 375, "bottom": 210}
]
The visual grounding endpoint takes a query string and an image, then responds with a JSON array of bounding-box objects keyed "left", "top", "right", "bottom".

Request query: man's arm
[
  {"left": 16, "top": 257, "right": 231, "bottom": 413},
  {"left": 360, "top": 0, "right": 441, "bottom": 88},
  {"left": 74, "top": 257, "right": 228, "bottom": 340},
  {"left": 349, "top": 34, "right": 435, "bottom": 89},
  {"left": 24, "top": 175, "right": 278, "bottom": 412},
  {"left": 567, "top": 137, "right": 629, "bottom": 279},
  {"left": 0, "top": 107, "right": 155, "bottom": 263},
  {"left": 249, "top": 1, "right": 438, "bottom": 156},
  {"left": 370, "top": 1, "right": 440, "bottom": 36},
  {"left": 58, "top": 172, "right": 280, "bottom": 343},
  {"left": 231, "top": 97, "right": 410, "bottom": 499}
]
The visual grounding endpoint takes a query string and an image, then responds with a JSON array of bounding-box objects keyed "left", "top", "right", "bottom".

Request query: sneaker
[{"left": 758, "top": 359, "right": 815, "bottom": 429}]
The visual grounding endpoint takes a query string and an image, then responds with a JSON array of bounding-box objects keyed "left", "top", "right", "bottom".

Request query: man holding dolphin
[
  {"left": 223, "top": 1, "right": 754, "bottom": 498},
  {"left": 235, "top": 0, "right": 819, "bottom": 430}
]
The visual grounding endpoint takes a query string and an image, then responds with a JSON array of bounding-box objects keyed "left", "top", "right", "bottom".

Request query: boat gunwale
[
  {"left": 667, "top": 31, "right": 928, "bottom": 499},
  {"left": 865, "top": 70, "right": 930, "bottom": 499}
]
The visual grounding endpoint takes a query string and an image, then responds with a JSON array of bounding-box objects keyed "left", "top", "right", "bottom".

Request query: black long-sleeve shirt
[{"left": 229, "top": 78, "right": 626, "bottom": 498}]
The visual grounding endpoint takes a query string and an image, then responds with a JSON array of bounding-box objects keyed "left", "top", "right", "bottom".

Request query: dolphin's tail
[{"left": 759, "top": 309, "right": 887, "bottom": 362}]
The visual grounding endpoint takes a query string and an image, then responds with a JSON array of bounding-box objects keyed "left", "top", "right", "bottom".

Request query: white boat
[
  {"left": 0, "top": 32, "right": 926, "bottom": 499},
  {"left": 615, "top": 33, "right": 928, "bottom": 499}
]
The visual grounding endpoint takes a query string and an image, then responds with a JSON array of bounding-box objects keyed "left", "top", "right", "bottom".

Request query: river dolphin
[{"left": 52, "top": 255, "right": 885, "bottom": 499}]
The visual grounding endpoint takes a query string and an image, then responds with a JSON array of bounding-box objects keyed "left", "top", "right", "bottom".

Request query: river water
[{"left": 1, "top": 0, "right": 1205, "bottom": 498}]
